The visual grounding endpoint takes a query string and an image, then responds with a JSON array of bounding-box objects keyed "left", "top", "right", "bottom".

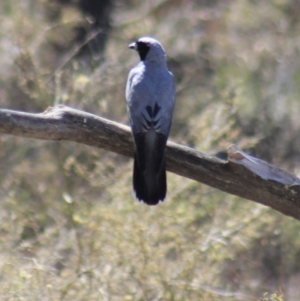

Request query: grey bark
[{"left": 0, "top": 105, "right": 300, "bottom": 220}]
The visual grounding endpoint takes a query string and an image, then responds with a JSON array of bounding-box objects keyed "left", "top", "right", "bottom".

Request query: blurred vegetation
[{"left": 1, "top": 0, "right": 300, "bottom": 300}]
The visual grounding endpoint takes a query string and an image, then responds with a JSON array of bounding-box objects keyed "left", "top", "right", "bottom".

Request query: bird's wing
[{"left": 126, "top": 66, "right": 176, "bottom": 135}]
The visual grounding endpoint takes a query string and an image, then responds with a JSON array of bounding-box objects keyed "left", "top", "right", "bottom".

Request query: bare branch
[{"left": 1, "top": 105, "right": 300, "bottom": 220}]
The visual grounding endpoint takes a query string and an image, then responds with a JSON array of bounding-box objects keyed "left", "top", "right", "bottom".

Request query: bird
[{"left": 126, "top": 37, "right": 176, "bottom": 205}]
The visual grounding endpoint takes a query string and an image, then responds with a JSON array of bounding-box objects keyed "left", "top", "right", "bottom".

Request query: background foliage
[{"left": 0, "top": 0, "right": 300, "bottom": 300}]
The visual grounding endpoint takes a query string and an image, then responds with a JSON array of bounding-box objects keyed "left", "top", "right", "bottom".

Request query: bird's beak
[{"left": 128, "top": 42, "right": 136, "bottom": 50}]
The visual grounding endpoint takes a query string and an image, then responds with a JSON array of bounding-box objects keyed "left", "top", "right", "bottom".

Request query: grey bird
[{"left": 126, "top": 37, "right": 176, "bottom": 205}]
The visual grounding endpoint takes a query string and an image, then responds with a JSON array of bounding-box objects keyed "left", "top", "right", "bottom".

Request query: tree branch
[{"left": 1, "top": 105, "right": 300, "bottom": 220}]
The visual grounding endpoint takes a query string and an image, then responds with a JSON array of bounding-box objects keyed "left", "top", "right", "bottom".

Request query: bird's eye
[
  {"left": 137, "top": 41, "right": 148, "bottom": 47},
  {"left": 136, "top": 42, "right": 150, "bottom": 61}
]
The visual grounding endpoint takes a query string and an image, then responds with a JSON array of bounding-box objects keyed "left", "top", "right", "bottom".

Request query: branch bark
[{"left": 1, "top": 105, "right": 300, "bottom": 220}]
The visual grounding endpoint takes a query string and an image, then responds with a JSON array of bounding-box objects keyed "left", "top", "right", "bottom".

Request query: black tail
[{"left": 133, "top": 154, "right": 166, "bottom": 205}]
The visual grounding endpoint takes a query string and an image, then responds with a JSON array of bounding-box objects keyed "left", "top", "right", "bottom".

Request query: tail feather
[{"left": 133, "top": 154, "right": 166, "bottom": 205}]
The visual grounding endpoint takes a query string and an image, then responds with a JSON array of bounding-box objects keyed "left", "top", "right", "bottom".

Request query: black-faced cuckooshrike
[{"left": 126, "top": 37, "right": 176, "bottom": 205}]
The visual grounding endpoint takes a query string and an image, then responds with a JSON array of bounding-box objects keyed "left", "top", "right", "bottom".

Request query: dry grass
[{"left": 0, "top": 0, "right": 300, "bottom": 300}]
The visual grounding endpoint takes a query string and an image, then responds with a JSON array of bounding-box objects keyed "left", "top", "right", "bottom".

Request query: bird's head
[{"left": 129, "top": 37, "right": 167, "bottom": 64}]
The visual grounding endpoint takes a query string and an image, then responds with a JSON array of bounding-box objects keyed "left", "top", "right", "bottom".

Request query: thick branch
[{"left": 1, "top": 105, "right": 300, "bottom": 220}]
